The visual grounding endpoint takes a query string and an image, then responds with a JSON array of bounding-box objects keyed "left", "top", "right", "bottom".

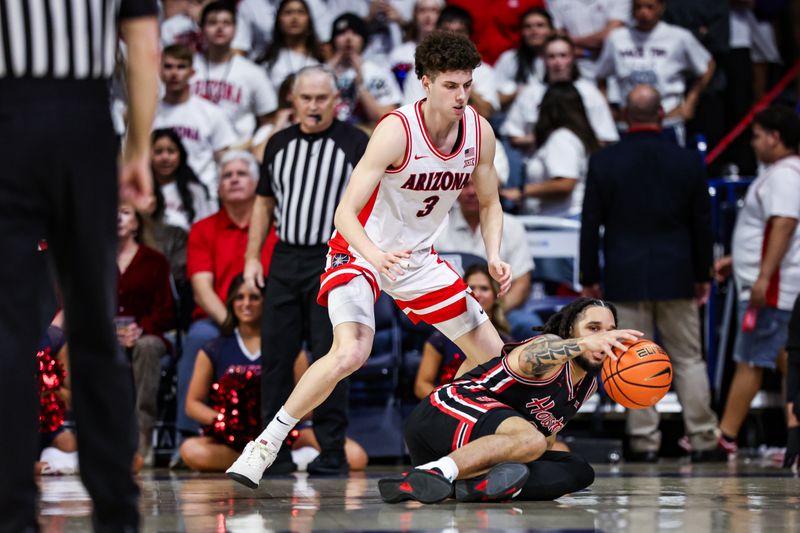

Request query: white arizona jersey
[{"left": 329, "top": 100, "right": 483, "bottom": 256}]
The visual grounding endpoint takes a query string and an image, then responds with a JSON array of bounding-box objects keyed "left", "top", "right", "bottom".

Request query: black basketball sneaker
[
  {"left": 454, "top": 462, "right": 529, "bottom": 502},
  {"left": 378, "top": 468, "right": 454, "bottom": 504}
]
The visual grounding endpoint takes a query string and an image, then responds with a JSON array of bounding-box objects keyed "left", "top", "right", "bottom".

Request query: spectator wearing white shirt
[
  {"left": 546, "top": 0, "right": 630, "bottom": 80},
  {"left": 501, "top": 35, "right": 618, "bottom": 152},
  {"left": 234, "top": 0, "right": 383, "bottom": 60},
  {"left": 301, "top": 0, "right": 414, "bottom": 52},
  {"left": 389, "top": 0, "right": 444, "bottom": 90},
  {"left": 402, "top": 6, "right": 499, "bottom": 119},
  {"left": 153, "top": 45, "right": 238, "bottom": 200},
  {"left": 715, "top": 107, "right": 800, "bottom": 458},
  {"left": 161, "top": 0, "right": 205, "bottom": 50},
  {"left": 505, "top": 82, "right": 600, "bottom": 218},
  {"left": 230, "top": 0, "right": 280, "bottom": 59},
  {"left": 595, "top": 0, "right": 715, "bottom": 146},
  {"left": 256, "top": 0, "right": 326, "bottom": 94},
  {"left": 191, "top": 2, "right": 279, "bottom": 149},
  {"left": 360, "top": 0, "right": 414, "bottom": 62},
  {"left": 151, "top": 129, "right": 215, "bottom": 232},
  {"left": 327, "top": 13, "right": 403, "bottom": 127},
  {"left": 494, "top": 8, "right": 554, "bottom": 109}
]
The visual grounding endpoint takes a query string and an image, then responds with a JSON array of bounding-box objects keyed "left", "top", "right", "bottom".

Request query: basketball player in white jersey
[{"left": 228, "top": 30, "right": 511, "bottom": 487}]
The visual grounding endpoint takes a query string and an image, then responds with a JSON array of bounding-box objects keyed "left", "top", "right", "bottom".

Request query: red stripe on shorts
[
  {"left": 317, "top": 264, "right": 379, "bottom": 306},
  {"left": 404, "top": 297, "right": 468, "bottom": 325}
]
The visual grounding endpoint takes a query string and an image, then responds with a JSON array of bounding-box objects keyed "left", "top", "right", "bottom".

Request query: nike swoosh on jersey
[{"left": 414, "top": 154, "right": 429, "bottom": 160}]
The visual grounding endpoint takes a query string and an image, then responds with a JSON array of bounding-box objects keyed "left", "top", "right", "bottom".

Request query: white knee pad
[
  {"left": 327, "top": 275, "right": 376, "bottom": 331},
  {"left": 434, "top": 292, "right": 489, "bottom": 341}
]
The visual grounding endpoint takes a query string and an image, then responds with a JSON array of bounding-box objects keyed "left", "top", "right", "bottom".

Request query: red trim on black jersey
[{"left": 501, "top": 355, "right": 567, "bottom": 386}]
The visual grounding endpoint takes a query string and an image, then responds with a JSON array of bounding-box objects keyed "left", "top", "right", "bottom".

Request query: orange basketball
[{"left": 601, "top": 339, "right": 672, "bottom": 409}]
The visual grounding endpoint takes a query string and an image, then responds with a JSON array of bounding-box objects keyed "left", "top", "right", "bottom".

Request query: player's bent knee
[
  {"left": 528, "top": 432, "right": 548, "bottom": 462},
  {"left": 330, "top": 345, "right": 370, "bottom": 376},
  {"left": 516, "top": 428, "right": 547, "bottom": 462},
  {"left": 179, "top": 439, "right": 207, "bottom": 471},
  {"left": 570, "top": 455, "right": 595, "bottom": 491}
]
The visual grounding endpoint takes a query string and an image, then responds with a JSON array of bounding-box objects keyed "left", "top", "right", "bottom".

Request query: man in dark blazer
[{"left": 580, "top": 84, "right": 722, "bottom": 462}]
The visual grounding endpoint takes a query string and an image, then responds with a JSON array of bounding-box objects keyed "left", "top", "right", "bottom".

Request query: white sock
[
  {"left": 416, "top": 457, "right": 459, "bottom": 482},
  {"left": 256, "top": 407, "right": 299, "bottom": 450}
]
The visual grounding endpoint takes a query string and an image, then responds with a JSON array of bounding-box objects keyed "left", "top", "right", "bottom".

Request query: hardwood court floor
[{"left": 38, "top": 461, "right": 800, "bottom": 532}]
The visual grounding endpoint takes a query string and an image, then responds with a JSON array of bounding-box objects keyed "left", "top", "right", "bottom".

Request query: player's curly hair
[
  {"left": 535, "top": 298, "right": 618, "bottom": 340},
  {"left": 414, "top": 30, "right": 482, "bottom": 81}
]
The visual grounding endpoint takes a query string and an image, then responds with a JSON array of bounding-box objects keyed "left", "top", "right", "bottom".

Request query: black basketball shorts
[{"left": 404, "top": 385, "right": 521, "bottom": 465}]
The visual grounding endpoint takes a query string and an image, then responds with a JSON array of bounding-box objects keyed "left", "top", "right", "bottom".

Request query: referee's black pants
[
  {"left": 261, "top": 242, "right": 347, "bottom": 458},
  {"left": 0, "top": 81, "right": 139, "bottom": 532}
]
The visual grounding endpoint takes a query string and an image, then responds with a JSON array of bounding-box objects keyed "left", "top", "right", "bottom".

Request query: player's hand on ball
[
  {"left": 488, "top": 260, "right": 512, "bottom": 296},
  {"left": 578, "top": 329, "right": 643, "bottom": 360},
  {"left": 374, "top": 250, "right": 412, "bottom": 281}
]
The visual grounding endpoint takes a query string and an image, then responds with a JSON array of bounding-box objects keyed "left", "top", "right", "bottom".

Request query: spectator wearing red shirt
[
  {"left": 175, "top": 150, "right": 277, "bottom": 447},
  {"left": 448, "top": 0, "right": 545, "bottom": 65},
  {"left": 116, "top": 201, "right": 175, "bottom": 465}
]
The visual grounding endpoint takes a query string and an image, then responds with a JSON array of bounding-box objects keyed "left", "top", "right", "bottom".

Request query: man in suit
[{"left": 579, "top": 84, "right": 722, "bottom": 462}]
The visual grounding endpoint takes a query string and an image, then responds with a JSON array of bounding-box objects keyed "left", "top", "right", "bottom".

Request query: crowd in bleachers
[{"left": 37, "top": 0, "right": 800, "bottom": 475}]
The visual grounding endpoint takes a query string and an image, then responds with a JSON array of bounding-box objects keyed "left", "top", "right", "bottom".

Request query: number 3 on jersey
[{"left": 416, "top": 195, "right": 440, "bottom": 217}]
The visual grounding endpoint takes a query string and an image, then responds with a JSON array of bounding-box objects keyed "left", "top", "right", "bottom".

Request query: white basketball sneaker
[{"left": 226, "top": 440, "right": 278, "bottom": 488}]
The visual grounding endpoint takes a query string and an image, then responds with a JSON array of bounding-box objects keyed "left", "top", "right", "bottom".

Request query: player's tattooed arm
[{"left": 518, "top": 334, "right": 583, "bottom": 375}]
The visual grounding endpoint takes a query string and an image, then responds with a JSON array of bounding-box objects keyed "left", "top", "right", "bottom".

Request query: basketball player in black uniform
[{"left": 380, "top": 298, "right": 642, "bottom": 503}]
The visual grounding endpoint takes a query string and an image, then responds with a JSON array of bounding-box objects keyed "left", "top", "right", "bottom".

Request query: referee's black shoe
[
  {"left": 454, "top": 462, "right": 529, "bottom": 502},
  {"left": 378, "top": 468, "right": 454, "bottom": 504}
]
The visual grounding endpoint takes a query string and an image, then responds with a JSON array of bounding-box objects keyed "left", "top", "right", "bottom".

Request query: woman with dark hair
[
  {"left": 501, "top": 35, "right": 618, "bottom": 150},
  {"left": 151, "top": 128, "right": 214, "bottom": 231},
  {"left": 494, "top": 8, "right": 554, "bottom": 108},
  {"left": 180, "top": 275, "right": 368, "bottom": 472},
  {"left": 414, "top": 263, "right": 512, "bottom": 399},
  {"left": 510, "top": 81, "right": 600, "bottom": 218},
  {"left": 116, "top": 200, "right": 176, "bottom": 465},
  {"left": 258, "top": 0, "right": 325, "bottom": 93},
  {"left": 179, "top": 275, "right": 264, "bottom": 471},
  {"left": 382, "top": 297, "right": 640, "bottom": 503}
]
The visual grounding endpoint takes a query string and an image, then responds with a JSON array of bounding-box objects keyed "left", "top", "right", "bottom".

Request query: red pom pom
[
  {"left": 202, "top": 365, "right": 262, "bottom": 450},
  {"left": 37, "top": 348, "right": 66, "bottom": 433},
  {"left": 437, "top": 352, "right": 464, "bottom": 386}
]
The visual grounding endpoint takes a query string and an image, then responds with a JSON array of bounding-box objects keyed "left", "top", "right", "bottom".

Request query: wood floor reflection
[{"left": 38, "top": 462, "right": 800, "bottom": 532}]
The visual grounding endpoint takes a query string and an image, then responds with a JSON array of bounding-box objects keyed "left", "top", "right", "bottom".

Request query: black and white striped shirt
[
  {"left": 0, "top": 0, "right": 156, "bottom": 80},
  {"left": 258, "top": 120, "right": 369, "bottom": 246}
]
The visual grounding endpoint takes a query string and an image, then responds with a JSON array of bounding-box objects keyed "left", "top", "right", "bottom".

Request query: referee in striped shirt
[
  {"left": 0, "top": 1, "right": 159, "bottom": 531},
  {"left": 245, "top": 65, "right": 368, "bottom": 475}
]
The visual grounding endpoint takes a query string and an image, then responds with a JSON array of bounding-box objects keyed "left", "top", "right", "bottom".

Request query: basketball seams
[
  {"left": 603, "top": 370, "right": 649, "bottom": 408},
  {"left": 602, "top": 340, "right": 671, "bottom": 408},
  {"left": 606, "top": 360, "right": 673, "bottom": 388}
]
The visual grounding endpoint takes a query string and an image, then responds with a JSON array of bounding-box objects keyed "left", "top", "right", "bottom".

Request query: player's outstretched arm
[
  {"left": 333, "top": 114, "right": 410, "bottom": 281},
  {"left": 471, "top": 116, "right": 511, "bottom": 295},
  {"left": 513, "top": 329, "right": 642, "bottom": 377}
]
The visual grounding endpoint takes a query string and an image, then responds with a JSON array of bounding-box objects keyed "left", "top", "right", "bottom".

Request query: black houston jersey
[{"left": 431, "top": 342, "right": 599, "bottom": 438}]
